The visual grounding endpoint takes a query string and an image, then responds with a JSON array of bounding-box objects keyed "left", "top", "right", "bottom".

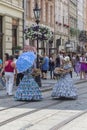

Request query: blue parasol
[{"left": 16, "top": 52, "right": 36, "bottom": 73}]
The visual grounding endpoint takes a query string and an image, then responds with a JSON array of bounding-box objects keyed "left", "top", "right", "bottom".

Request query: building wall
[
  {"left": 54, "top": 0, "right": 69, "bottom": 51},
  {"left": 25, "top": 0, "right": 54, "bottom": 28},
  {"left": 68, "top": 0, "right": 77, "bottom": 52},
  {"left": 83, "top": 0, "right": 87, "bottom": 51},
  {"left": 77, "top": 0, "right": 84, "bottom": 31},
  {"left": 0, "top": 0, "right": 24, "bottom": 57},
  {"left": 83, "top": 0, "right": 87, "bottom": 31},
  {"left": 25, "top": 0, "right": 54, "bottom": 55},
  {"left": 25, "top": 0, "right": 87, "bottom": 53}
]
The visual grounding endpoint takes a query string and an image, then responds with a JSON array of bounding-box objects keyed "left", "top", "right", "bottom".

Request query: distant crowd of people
[{"left": 39, "top": 51, "right": 87, "bottom": 80}]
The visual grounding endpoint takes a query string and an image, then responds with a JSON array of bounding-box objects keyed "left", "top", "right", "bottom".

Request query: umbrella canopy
[{"left": 16, "top": 52, "right": 36, "bottom": 73}]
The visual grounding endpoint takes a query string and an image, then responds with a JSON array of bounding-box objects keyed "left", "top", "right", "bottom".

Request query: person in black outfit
[
  {"left": 55, "top": 55, "right": 60, "bottom": 67},
  {"left": 14, "top": 51, "right": 24, "bottom": 86},
  {"left": 49, "top": 55, "right": 55, "bottom": 79},
  {"left": 68, "top": 54, "right": 73, "bottom": 78}
]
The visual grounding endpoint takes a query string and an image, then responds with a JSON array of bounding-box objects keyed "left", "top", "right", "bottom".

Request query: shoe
[
  {"left": 6, "top": 92, "right": 8, "bottom": 95},
  {"left": 8, "top": 94, "right": 13, "bottom": 96},
  {"left": 8, "top": 93, "right": 13, "bottom": 96}
]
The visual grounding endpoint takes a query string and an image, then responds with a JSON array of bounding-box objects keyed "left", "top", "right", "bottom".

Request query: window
[
  {"left": 46, "top": 3, "right": 48, "bottom": 23},
  {"left": 26, "top": 0, "right": 31, "bottom": 17},
  {"left": 12, "top": 25, "right": 17, "bottom": 48},
  {"left": 0, "top": 16, "right": 2, "bottom": 33},
  {"left": 12, "top": 18, "right": 18, "bottom": 50}
]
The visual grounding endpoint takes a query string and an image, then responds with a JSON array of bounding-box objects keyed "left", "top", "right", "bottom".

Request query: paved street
[{"left": 0, "top": 72, "right": 87, "bottom": 130}]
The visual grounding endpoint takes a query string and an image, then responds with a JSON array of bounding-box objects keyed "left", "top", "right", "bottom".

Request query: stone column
[{"left": 3, "top": 16, "right": 12, "bottom": 54}]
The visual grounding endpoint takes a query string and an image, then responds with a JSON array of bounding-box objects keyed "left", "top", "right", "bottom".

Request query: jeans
[{"left": 49, "top": 66, "right": 54, "bottom": 79}]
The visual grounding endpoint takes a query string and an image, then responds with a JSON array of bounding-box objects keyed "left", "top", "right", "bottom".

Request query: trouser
[
  {"left": 16, "top": 73, "right": 24, "bottom": 86},
  {"left": 0, "top": 77, "right": 5, "bottom": 88},
  {"left": 50, "top": 70, "right": 54, "bottom": 79},
  {"left": 5, "top": 72, "right": 14, "bottom": 95}
]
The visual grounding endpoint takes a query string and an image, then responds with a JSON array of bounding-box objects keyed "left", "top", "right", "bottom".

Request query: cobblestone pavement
[
  {"left": 0, "top": 82, "right": 87, "bottom": 130},
  {"left": 0, "top": 72, "right": 87, "bottom": 130},
  {"left": 41, "top": 71, "right": 87, "bottom": 91}
]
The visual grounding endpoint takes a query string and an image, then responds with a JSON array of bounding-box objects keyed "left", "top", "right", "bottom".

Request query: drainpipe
[
  {"left": 23, "top": 0, "right": 26, "bottom": 47},
  {"left": 54, "top": 0, "right": 56, "bottom": 52}
]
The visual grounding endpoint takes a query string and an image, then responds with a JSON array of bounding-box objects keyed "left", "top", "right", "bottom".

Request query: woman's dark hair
[
  {"left": 76, "top": 55, "right": 80, "bottom": 61},
  {"left": 5, "top": 53, "right": 9, "bottom": 60},
  {"left": 9, "top": 55, "right": 14, "bottom": 60},
  {"left": 14, "top": 55, "right": 19, "bottom": 59},
  {"left": 55, "top": 55, "right": 60, "bottom": 67}
]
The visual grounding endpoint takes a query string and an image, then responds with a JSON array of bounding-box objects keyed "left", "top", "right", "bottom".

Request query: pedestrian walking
[
  {"left": 49, "top": 54, "right": 55, "bottom": 79},
  {"left": 14, "top": 54, "right": 24, "bottom": 86},
  {"left": 55, "top": 54, "right": 60, "bottom": 67},
  {"left": 80, "top": 53, "right": 86, "bottom": 80},
  {"left": 51, "top": 56, "right": 78, "bottom": 100},
  {"left": 85, "top": 53, "right": 87, "bottom": 78},
  {"left": 41, "top": 54, "right": 49, "bottom": 79},
  {"left": 3, "top": 55, "right": 16, "bottom": 96},
  {"left": 75, "top": 55, "right": 81, "bottom": 76}
]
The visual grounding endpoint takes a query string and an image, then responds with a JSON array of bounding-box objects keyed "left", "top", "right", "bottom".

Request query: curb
[{"left": 41, "top": 80, "right": 87, "bottom": 92}]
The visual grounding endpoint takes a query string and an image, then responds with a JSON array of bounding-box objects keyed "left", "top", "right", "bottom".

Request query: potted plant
[
  {"left": 24, "top": 25, "right": 53, "bottom": 41},
  {"left": 70, "top": 27, "right": 77, "bottom": 36}
]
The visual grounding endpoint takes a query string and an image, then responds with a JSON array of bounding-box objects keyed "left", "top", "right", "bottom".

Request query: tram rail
[{"left": 0, "top": 84, "right": 86, "bottom": 127}]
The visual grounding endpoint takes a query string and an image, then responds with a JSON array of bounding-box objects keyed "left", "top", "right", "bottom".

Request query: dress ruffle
[{"left": 15, "top": 69, "right": 42, "bottom": 101}]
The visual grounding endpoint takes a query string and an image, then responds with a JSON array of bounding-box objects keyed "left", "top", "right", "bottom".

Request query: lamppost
[
  {"left": 33, "top": 1, "right": 41, "bottom": 68},
  {"left": 33, "top": 1, "right": 42, "bottom": 87}
]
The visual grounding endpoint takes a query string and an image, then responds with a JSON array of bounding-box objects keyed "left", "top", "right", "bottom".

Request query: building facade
[
  {"left": 25, "top": 0, "right": 54, "bottom": 55},
  {"left": 68, "top": 0, "right": 77, "bottom": 52},
  {"left": 77, "top": 0, "right": 86, "bottom": 52},
  {"left": 83, "top": 0, "right": 87, "bottom": 31},
  {"left": 0, "top": 0, "right": 24, "bottom": 58},
  {"left": 83, "top": 0, "right": 87, "bottom": 52},
  {"left": 54, "top": 0, "right": 69, "bottom": 51},
  {"left": 1, "top": 0, "right": 87, "bottom": 57},
  {"left": 77, "top": 0, "right": 84, "bottom": 31}
]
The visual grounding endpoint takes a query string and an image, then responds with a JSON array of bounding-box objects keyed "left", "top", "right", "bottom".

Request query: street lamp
[
  {"left": 33, "top": 1, "right": 42, "bottom": 87},
  {"left": 33, "top": 1, "right": 41, "bottom": 68}
]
